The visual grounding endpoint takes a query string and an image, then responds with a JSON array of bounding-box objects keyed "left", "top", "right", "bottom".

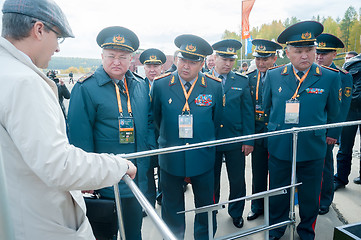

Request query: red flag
[{"left": 242, "top": 0, "right": 255, "bottom": 39}]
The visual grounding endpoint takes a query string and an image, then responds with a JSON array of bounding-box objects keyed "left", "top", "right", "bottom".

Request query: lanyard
[
  {"left": 113, "top": 78, "right": 133, "bottom": 117},
  {"left": 256, "top": 71, "right": 261, "bottom": 101},
  {"left": 180, "top": 77, "right": 198, "bottom": 113},
  {"left": 291, "top": 67, "right": 310, "bottom": 100}
]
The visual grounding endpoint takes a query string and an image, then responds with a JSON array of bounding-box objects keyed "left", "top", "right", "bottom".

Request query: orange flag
[{"left": 242, "top": 0, "right": 256, "bottom": 39}]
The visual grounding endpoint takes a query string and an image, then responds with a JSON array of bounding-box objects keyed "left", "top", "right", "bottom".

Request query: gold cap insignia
[
  {"left": 185, "top": 44, "right": 197, "bottom": 52},
  {"left": 259, "top": 45, "right": 266, "bottom": 50},
  {"left": 113, "top": 35, "right": 125, "bottom": 44},
  {"left": 301, "top": 32, "right": 312, "bottom": 40},
  {"left": 318, "top": 42, "right": 326, "bottom": 47},
  {"left": 227, "top": 47, "right": 235, "bottom": 53},
  {"left": 150, "top": 55, "right": 157, "bottom": 60}
]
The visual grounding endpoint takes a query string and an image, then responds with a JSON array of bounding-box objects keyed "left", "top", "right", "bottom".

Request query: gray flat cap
[{"left": 2, "top": 0, "right": 74, "bottom": 38}]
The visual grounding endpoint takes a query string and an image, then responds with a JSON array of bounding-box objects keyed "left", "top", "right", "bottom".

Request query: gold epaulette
[
  {"left": 77, "top": 71, "right": 94, "bottom": 83},
  {"left": 154, "top": 72, "right": 171, "bottom": 81},
  {"left": 321, "top": 65, "right": 339, "bottom": 72},
  {"left": 205, "top": 73, "right": 221, "bottom": 82},
  {"left": 268, "top": 64, "right": 284, "bottom": 70}
]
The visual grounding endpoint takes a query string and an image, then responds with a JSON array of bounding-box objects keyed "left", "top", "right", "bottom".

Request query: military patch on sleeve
[
  {"left": 77, "top": 71, "right": 94, "bottom": 83},
  {"left": 154, "top": 72, "right": 171, "bottom": 81},
  {"left": 205, "top": 73, "right": 221, "bottom": 83},
  {"left": 344, "top": 87, "right": 352, "bottom": 97}
]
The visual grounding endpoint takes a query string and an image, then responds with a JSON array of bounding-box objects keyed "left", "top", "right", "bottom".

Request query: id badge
[
  {"left": 285, "top": 100, "right": 300, "bottom": 124},
  {"left": 179, "top": 114, "right": 193, "bottom": 138},
  {"left": 255, "top": 104, "right": 265, "bottom": 122},
  {"left": 118, "top": 117, "right": 135, "bottom": 143}
]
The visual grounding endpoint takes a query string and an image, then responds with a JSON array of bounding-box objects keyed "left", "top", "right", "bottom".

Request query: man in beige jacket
[{"left": 0, "top": 0, "right": 136, "bottom": 239}]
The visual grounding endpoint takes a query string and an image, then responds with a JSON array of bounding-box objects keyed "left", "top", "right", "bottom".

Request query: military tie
[
  {"left": 118, "top": 80, "right": 126, "bottom": 95},
  {"left": 185, "top": 82, "right": 192, "bottom": 93},
  {"left": 296, "top": 71, "right": 304, "bottom": 85},
  {"left": 219, "top": 75, "right": 225, "bottom": 86}
]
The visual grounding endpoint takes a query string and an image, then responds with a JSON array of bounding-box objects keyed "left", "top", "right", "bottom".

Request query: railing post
[
  {"left": 289, "top": 130, "right": 298, "bottom": 240},
  {"left": 264, "top": 194, "right": 269, "bottom": 240},
  {"left": 113, "top": 184, "right": 126, "bottom": 240}
]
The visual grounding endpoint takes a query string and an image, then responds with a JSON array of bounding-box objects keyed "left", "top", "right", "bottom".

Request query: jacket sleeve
[
  {"left": 325, "top": 72, "right": 341, "bottom": 139},
  {"left": 67, "top": 83, "right": 96, "bottom": 152},
  {"left": 3, "top": 76, "right": 129, "bottom": 191}
]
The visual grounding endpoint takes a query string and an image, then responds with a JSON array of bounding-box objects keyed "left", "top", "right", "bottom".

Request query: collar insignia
[{"left": 316, "top": 66, "right": 320, "bottom": 74}]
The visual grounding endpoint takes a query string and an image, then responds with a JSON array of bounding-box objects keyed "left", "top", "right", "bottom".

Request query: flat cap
[
  {"left": 212, "top": 39, "right": 242, "bottom": 59},
  {"left": 175, "top": 34, "right": 213, "bottom": 62},
  {"left": 2, "top": 0, "right": 74, "bottom": 38},
  {"left": 96, "top": 26, "right": 139, "bottom": 52},
  {"left": 139, "top": 48, "right": 166, "bottom": 65}
]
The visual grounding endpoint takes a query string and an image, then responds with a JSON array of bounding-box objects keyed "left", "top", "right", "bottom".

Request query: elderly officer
[
  {"left": 210, "top": 39, "right": 254, "bottom": 228},
  {"left": 315, "top": 33, "right": 353, "bottom": 215},
  {"left": 68, "top": 26, "right": 155, "bottom": 240},
  {"left": 151, "top": 34, "right": 223, "bottom": 239},
  {"left": 263, "top": 21, "right": 341, "bottom": 240},
  {"left": 246, "top": 39, "right": 282, "bottom": 221},
  {"left": 140, "top": 48, "right": 166, "bottom": 88}
]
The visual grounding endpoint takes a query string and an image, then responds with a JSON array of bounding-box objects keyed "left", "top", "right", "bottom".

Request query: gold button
[
  {"left": 220, "top": 124, "right": 224, "bottom": 128},
  {"left": 186, "top": 143, "right": 189, "bottom": 145},
  {"left": 265, "top": 114, "right": 267, "bottom": 117},
  {"left": 297, "top": 95, "right": 300, "bottom": 97},
  {"left": 265, "top": 123, "right": 268, "bottom": 126}
]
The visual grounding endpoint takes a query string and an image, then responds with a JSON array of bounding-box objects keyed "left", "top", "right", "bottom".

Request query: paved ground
[{"left": 62, "top": 77, "right": 361, "bottom": 240}]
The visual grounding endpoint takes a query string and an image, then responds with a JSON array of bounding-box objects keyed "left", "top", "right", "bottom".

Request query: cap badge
[
  {"left": 301, "top": 32, "right": 312, "bottom": 40},
  {"left": 319, "top": 42, "right": 326, "bottom": 47},
  {"left": 185, "top": 44, "right": 197, "bottom": 52},
  {"left": 227, "top": 47, "right": 235, "bottom": 53},
  {"left": 259, "top": 45, "right": 266, "bottom": 50},
  {"left": 113, "top": 35, "right": 125, "bottom": 44},
  {"left": 150, "top": 55, "right": 157, "bottom": 60}
]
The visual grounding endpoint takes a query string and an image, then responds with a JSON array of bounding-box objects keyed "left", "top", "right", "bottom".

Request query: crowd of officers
[
  {"left": 64, "top": 20, "right": 361, "bottom": 240},
  {"left": 1, "top": 0, "right": 361, "bottom": 240}
]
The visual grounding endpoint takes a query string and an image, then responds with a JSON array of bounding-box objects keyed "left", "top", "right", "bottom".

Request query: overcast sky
[{"left": 0, "top": 0, "right": 360, "bottom": 59}]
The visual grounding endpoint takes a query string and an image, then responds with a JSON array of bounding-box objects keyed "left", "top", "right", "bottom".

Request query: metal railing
[
  {"left": 114, "top": 120, "right": 361, "bottom": 240},
  {"left": 1, "top": 120, "right": 361, "bottom": 240}
]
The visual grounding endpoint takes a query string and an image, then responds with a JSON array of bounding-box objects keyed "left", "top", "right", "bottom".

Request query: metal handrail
[
  {"left": 118, "top": 120, "right": 361, "bottom": 160},
  {"left": 116, "top": 120, "right": 361, "bottom": 240}
]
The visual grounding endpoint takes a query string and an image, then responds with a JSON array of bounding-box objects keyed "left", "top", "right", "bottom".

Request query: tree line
[{"left": 224, "top": 6, "right": 361, "bottom": 67}]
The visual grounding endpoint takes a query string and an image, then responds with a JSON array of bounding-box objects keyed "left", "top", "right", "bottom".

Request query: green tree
[{"left": 340, "top": 6, "right": 358, "bottom": 51}]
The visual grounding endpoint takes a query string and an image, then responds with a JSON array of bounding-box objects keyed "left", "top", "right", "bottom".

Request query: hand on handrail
[{"left": 126, "top": 160, "right": 137, "bottom": 179}]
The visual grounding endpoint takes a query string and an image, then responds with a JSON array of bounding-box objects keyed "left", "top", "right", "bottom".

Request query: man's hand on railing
[
  {"left": 326, "top": 137, "right": 337, "bottom": 145},
  {"left": 242, "top": 145, "right": 254, "bottom": 156},
  {"left": 126, "top": 160, "right": 137, "bottom": 179}
]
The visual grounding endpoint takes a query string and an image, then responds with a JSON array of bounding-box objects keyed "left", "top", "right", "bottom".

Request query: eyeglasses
[
  {"left": 42, "top": 22, "right": 65, "bottom": 44},
  {"left": 32, "top": 20, "right": 65, "bottom": 44},
  {"left": 104, "top": 55, "right": 129, "bottom": 61}
]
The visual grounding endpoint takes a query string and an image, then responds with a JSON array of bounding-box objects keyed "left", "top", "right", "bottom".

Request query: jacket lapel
[
  {"left": 224, "top": 71, "right": 235, "bottom": 93},
  {"left": 281, "top": 64, "right": 298, "bottom": 92},
  {"left": 169, "top": 72, "right": 187, "bottom": 103}
]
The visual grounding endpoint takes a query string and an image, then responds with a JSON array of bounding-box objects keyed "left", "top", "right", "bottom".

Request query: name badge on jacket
[{"left": 195, "top": 94, "right": 212, "bottom": 106}]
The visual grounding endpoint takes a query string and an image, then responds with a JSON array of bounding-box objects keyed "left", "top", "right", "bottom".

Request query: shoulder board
[
  {"left": 336, "top": 66, "right": 349, "bottom": 74},
  {"left": 205, "top": 73, "right": 221, "bottom": 82},
  {"left": 321, "top": 65, "right": 339, "bottom": 72},
  {"left": 268, "top": 64, "right": 284, "bottom": 71},
  {"left": 154, "top": 72, "right": 171, "bottom": 81},
  {"left": 246, "top": 69, "right": 257, "bottom": 75},
  {"left": 235, "top": 72, "right": 248, "bottom": 78},
  {"left": 77, "top": 71, "right": 94, "bottom": 83},
  {"left": 132, "top": 72, "right": 144, "bottom": 80}
]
